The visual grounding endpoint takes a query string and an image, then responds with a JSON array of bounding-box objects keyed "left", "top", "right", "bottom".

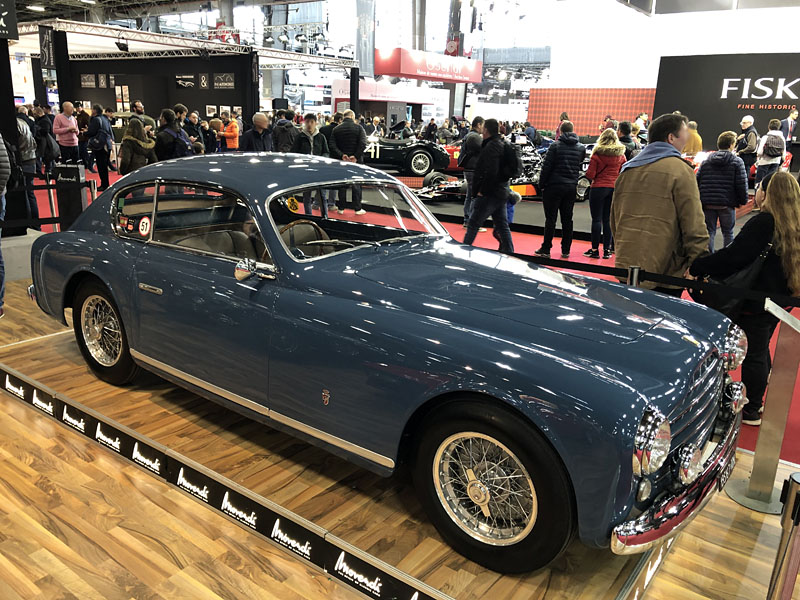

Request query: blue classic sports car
[{"left": 29, "top": 154, "right": 746, "bottom": 573}]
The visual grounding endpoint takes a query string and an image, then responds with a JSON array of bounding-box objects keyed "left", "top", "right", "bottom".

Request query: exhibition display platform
[{"left": 0, "top": 279, "right": 792, "bottom": 600}]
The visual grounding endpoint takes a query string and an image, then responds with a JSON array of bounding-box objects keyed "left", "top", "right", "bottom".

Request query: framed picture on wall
[
  {"left": 80, "top": 74, "right": 96, "bottom": 88},
  {"left": 233, "top": 105, "right": 242, "bottom": 116},
  {"left": 121, "top": 85, "right": 130, "bottom": 102},
  {"left": 199, "top": 73, "right": 209, "bottom": 89},
  {"left": 98, "top": 74, "right": 107, "bottom": 88},
  {"left": 219, "top": 104, "right": 231, "bottom": 115},
  {"left": 206, "top": 105, "right": 216, "bottom": 117}
]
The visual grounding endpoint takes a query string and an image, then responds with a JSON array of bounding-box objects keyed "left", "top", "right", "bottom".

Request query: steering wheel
[{"left": 279, "top": 220, "right": 331, "bottom": 257}]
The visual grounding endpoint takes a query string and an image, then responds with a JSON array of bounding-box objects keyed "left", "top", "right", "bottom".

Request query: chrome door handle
[{"left": 138, "top": 283, "right": 163, "bottom": 295}]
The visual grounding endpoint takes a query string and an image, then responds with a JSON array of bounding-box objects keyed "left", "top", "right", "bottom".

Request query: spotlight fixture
[
  {"left": 27, "top": 4, "right": 46, "bottom": 11},
  {"left": 115, "top": 37, "right": 129, "bottom": 52},
  {"left": 278, "top": 33, "right": 289, "bottom": 43},
  {"left": 497, "top": 69, "right": 508, "bottom": 81},
  {"left": 80, "top": 0, "right": 97, "bottom": 4},
  {"left": 295, "top": 33, "right": 308, "bottom": 43},
  {"left": 264, "top": 35, "right": 274, "bottom": 43}
]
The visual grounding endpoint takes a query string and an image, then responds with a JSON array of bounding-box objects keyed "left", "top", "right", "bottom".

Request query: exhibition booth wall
[
  {"left": 654, "top": 52, "right": 799, "bottom": 151},
  {"left": 67, "top": 53, "right": 257, "bottom": 120}
]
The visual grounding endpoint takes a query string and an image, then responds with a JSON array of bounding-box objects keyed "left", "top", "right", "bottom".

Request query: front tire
[
  {"left": 407, "top": 150, "right": 433, "bottom": 176},
  {"left": 423, "top": 171, "right": 448, "bottom": 187},
  {"left": 73, "top": 279, "right": 140, "bottom": 385},
  {"left": 412, "top": 400, "right": 576, "bottom": 573}
]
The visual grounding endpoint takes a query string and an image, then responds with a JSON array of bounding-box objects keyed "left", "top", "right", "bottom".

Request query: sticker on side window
[
  {"left": 138, "top": 216, "right": 151, "bottom": 237},
  {"left": 287, "top": 196, "right": 300, "bottom": 213}
]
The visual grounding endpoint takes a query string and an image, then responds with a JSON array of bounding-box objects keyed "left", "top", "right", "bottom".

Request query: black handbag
[{"left": 690, "top": 237, "right": 774, "bottom": 317}]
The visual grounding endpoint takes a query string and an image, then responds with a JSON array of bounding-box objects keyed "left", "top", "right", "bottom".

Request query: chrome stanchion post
[
  {"left": 727, "top": 300, "right": 800, "bottom": 514},
  {"left": 89, "top": 179, "right": 97, "bottom": 203},
  {"left": 768, "top": 474, "right": 800, "bottom": 599},
  {"left": 47, "top": 184, "right": 58, "bottom": 232},
  {"left": 627, "top": 265, "right": 641, "bottom": 287}
]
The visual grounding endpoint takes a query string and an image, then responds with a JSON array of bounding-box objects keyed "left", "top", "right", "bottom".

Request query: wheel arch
[
  {"left": 62, "top": 270, "right": 123, "bottom": 323},
  {"left": 397, "top": 390, "right": 578, "bottom": 510}
]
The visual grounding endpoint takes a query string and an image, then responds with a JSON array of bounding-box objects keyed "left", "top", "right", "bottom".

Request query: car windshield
[{"left": 268, "top": 182, "right": 449, "bottom": 261}]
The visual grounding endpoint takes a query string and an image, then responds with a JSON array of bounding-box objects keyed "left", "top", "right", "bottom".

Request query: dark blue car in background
[{"left": 29, "top": 154, "right": 747, "bottom": 573}]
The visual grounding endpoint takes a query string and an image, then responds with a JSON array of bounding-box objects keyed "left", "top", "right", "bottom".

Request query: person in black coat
[
  {"left": 291, "top": 113, "right": 330, "bottom": 216},
  {"left": 457, "top": 116, "right": 484, "bottom": 226},
  {"left": 329, "top": 110, "right": 368, "bottom": 214},
  {"left": 273, "top": 110, "right": 299, "bottom": 152},
  {"left": 536, "top": 120, "right": 586, "bottom": 258},
  {"left": 183, "top": 112, "right": 205, "bottom": 152},
  {"left": 240, "top": 112, "right": 272, "bottom": 152},
  {"left": 462, "top": 118, "right": 514, "bottom": 254},
  {"left": 86, "top": 104, "right": 113, "bottom": 189},
  {"left": 318, "top": 112, "right": 342, "bottom": 208},
  {"left": 690, "top": 171, "right": 798, "bottom": 426},
  {"left": 696, "top": 131, "right": 748, "bottom": 253}
]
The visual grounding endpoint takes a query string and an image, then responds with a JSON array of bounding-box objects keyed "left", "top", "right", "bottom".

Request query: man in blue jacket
[{"left": 696, "top": 131, "right": 748, "bottom": 253}]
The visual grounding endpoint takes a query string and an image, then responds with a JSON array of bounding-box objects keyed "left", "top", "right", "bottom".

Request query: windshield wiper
[{"left": 303, "top": 239, "right": 381, "bottom": 248}]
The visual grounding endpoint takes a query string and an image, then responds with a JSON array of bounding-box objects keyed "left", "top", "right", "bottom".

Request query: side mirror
[{"left": 235, "top": 259, "right": 276, "bottom": 282}]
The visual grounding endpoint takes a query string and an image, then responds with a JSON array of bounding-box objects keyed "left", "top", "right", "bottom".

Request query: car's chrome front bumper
[{"left": 610, "top": 410, "right": 741, "bottom": 555}]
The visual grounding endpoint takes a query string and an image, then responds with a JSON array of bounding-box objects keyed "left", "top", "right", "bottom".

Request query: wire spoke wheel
[
  {"left": 576, "top": 177, "right": 590, "bottom": 200},
  {"left": 433, "top": 432, "right": 537, "bottom": 546},
  {"left": 411, "top": 152, "right": 431, "bottom": 175},
  {"left": 80, "top": 295, "right": 122, "bottom": 367}
]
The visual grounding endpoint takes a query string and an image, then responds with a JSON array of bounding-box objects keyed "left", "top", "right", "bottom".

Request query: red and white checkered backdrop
[{"left": 527, "top": 88, "right": 656, "bottom": 137}]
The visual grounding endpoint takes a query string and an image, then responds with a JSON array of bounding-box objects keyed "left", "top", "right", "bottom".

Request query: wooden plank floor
[
  {"left": 0, "top": 387, "right": 360, "bottom": 600},
  {"left": 2, "top": 278, "right": 798, "bottom": 599}
]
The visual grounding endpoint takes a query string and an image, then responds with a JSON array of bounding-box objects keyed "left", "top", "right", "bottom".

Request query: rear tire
[
  {"left": 576, "top": 176, "right": 590, "bottom": 202},
  {"left": 412, "top": 400, "right": 576, "bottom": 573},
  {"left": 73, "top": 279, "right": 140, "bottom": 385},
  {"left": 423, "top": 171, "right": 448, "bottom": 187}
]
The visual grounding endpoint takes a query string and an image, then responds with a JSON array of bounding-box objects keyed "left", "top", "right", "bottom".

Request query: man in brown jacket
[{"left": 611, "top": 113, "right": 709, "bottom": 296}]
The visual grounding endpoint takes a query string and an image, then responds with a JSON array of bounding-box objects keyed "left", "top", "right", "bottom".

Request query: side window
[
  {"left": 114, "top": 184, "right": 156, "bottom": 240},
  {"left": 152, "top": 183, "right": 271, "bottom": 264}
]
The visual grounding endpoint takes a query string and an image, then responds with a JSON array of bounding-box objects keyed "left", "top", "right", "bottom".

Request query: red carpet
[{"left": 33, "top": 183, "right": 800, "bottom": 463}]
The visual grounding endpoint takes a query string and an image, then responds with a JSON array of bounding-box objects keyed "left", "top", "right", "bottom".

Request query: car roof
[{"left": 117, "top": 153, "right": 400, "bottom": 198}]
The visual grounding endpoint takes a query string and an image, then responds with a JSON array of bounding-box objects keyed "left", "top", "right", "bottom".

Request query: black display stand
[{"left": 54, "top": 164, "right": 87, "bottom": 230}]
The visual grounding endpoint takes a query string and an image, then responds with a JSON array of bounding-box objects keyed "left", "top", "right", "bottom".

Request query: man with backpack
[
  {"left": 535, "top": 120, "right": 586, "bottom": 258},
  {"left": 462, "top": 118, "right": 515, "bottom": 254},
  {"left": 154, "top": 109, "right": 193, "bottom": 162},
  {"left": 754, "top": 118, "right": 786, "bottom": 186}
]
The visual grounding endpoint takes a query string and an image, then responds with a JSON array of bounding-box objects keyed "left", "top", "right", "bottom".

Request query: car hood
[{"left": 354, "top": 240, "right": 666, "bottom": 344}]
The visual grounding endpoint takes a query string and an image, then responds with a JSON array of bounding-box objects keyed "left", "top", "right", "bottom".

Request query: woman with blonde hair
[
  {"left": 690, "top": 170, "right": 799, "bottom": 425},
  {"left": 583, "top": 128, "right": 626, "bottom": 259}
]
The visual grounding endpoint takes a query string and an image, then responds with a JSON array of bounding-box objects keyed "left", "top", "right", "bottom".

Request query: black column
[
  {"left": 53, "top": 30, "right": 74, "bottom": 106},
  {"left": 349, "top": 67, "right": 360, "bottom": 117},
  {"left": 31, "top": 57, "right": 46, "bottom": 105},
  {"left": 0, "top": 40, "right": 15, "bottom": 146}
]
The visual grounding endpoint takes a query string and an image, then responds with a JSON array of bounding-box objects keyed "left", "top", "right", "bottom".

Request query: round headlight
[
  {"left": 633, "top": 409, "right": 672, "bottom": 476},
  {"left": 722, "top": 325, "right": 748, "bottom": 371},
  {"left": 678, "top": 444, "right": 703, "bottom": 485}
]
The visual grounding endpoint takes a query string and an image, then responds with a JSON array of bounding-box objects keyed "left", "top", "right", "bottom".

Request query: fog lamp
[{"left": 678, "top": 444, "right": 703, "bottom": 485}]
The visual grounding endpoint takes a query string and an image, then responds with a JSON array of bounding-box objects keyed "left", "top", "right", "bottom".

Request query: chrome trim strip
[
  {"left": 129, "top": 349, "right": 395, "bottom": 469},
  {"left": 268, "top": 408, "right": 395, "bottom": 469},
  {"left": 130, "top": 349, "right": 269, "bottom": 418}
]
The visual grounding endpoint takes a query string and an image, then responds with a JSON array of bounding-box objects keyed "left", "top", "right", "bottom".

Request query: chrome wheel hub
[
  {"left": 433, "top": 432, "right": 537, "bottom": 546},
  {"left": 412, "top": 154, "right": 431, "bottom": 174},
  {"left": 80, "top": 295, "right": 122, "bottom": 368}
]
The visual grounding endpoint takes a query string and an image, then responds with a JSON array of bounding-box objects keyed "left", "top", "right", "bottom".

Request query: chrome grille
[{"left": 670, "top": 353, "right": 723, "bottom": 449}]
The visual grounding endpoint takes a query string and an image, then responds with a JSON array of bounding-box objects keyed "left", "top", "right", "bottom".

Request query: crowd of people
[{"left": 1, "top": 100, "right": 798, "bottom": 426}]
